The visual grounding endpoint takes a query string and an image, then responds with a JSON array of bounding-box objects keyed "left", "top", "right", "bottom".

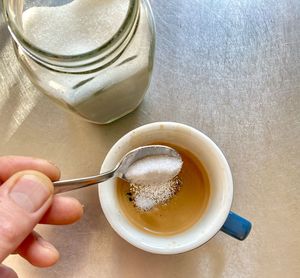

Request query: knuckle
[{"left": 0, "top": 220, "right": 18, "bottom": 244}]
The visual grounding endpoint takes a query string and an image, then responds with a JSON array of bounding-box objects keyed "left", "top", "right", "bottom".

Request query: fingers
[
  {"left": 16, "top": 231, "right": 59, "bottom": 267},
  {"left": 0, "top": 156, "right": 60, "bottom": 183},
  {"left": 15, "top": 196, "right": 83, "bottom": 266},
  {"left": 0, "top": 171, "right": 53, "bottom": 262},
  {"left": 40, "top": 195, "right": 83, "bottom": 225},
  {"left": 0, "top": 156, "right": 83, "bottom": 224},
  {"left": 0, "top": 264, "right": 18, "bottom": 278}
]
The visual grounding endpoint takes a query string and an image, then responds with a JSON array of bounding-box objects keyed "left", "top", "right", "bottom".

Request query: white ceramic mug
[{"left": 99, "top": 122, "right": 251, "bottom": 254}]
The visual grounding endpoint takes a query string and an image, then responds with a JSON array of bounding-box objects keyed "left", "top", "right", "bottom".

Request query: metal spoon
[{"left": 53, "top": 145, "right": 181, "bottom": 194}]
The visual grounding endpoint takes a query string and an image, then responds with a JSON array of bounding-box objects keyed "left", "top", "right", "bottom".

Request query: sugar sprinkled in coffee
[
  {"left": 125, "top": 155, "right": 183, "bottom": 211},
  {"left": 132, "top": 177, "right": 182, "bottom": 211}
]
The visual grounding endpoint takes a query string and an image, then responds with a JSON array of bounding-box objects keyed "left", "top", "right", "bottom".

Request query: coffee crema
[{"left": 116, "top": 144, "right": 210, "bottom": 236}]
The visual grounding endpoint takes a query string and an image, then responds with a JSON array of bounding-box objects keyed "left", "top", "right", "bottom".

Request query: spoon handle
[{"left": 53, "top": 170, "right": 116, "bottom": 194}]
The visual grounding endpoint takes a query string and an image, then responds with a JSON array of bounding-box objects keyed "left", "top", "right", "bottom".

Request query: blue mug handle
[{"left": 221, "top": 211, "right": 252, "bottom": 240}]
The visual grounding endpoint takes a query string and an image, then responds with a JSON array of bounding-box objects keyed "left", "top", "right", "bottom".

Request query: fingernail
[
  {"left": 37, "top": 236, "right": 60, "bottom": 264},
  {"left": 9, "top": 175, "right": 52, "bottom": 213},
  {"left": 37, "top": 236, "right": 57, "bottom": 252},
  {"left": 47, "top": 160, "right": 60, "bottom": 171}
]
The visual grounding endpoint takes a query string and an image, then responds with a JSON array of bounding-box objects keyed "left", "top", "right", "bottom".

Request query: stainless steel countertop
[{"left": 1, "top": 0, "right": 299, "bottom": 277}]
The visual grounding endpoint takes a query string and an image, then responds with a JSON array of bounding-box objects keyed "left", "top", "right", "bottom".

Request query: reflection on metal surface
[
  {"left": 0, "top": 52, "right": 40, "bottom": 142},
  {"left": 0, "top": 5, "right": 40, "bottom": 142},
  {"left": 4, "top": 81, "right": 40, "bottom": 142},
  {"left": 0, "top": 0, "right": 300, "bottom": 277}
]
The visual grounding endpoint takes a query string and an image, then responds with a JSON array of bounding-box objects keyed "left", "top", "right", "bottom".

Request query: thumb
[
  {"left": 0, "top": 171, "right": 53, "bottom": 262},
  {"left": 0, "top": 264, "right": 18, "bottom": 278}
]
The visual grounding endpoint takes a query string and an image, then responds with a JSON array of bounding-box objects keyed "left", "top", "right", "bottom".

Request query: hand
[{"left": 0, "top": 156, "right": 83, "bottom": 277}]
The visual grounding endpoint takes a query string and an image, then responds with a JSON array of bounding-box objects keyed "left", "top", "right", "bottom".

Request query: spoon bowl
[{"left": 53, "top": 145, "right": 180, "bottom": 194}]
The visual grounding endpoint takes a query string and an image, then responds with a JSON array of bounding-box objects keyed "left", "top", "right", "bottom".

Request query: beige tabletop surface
[{"left": 1, "top": 0, "right": 300, "bottom": 277}]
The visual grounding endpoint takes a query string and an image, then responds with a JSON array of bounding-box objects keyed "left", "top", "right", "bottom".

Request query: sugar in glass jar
[{"left": 3, "top": 0, "right": 155, "bottom": 124}]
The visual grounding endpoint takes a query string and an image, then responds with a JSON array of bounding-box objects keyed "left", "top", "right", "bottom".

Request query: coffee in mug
[{"left": 117, "top": 144, "right": 210, "bottom": 236}]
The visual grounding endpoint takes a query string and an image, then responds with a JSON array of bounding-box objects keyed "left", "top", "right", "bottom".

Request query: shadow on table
[
  {"left": 0, "top": 24, "right": 10, "bottom": 53},
  {"left": 0, "top": 72, "right": 42, "bottom": 145},
  {"left": 110, "top": 232, "right": 225, "bottom": 278},
  {"left": 0, "top": 2, "right": 10, "bottom": 52},
  {"left": 62, "top": 101, "right": 155, "bottom": 167}
]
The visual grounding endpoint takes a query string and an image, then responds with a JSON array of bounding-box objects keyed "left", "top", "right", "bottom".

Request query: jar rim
[{"left": 3, "top": 0, "right": 139, "bottom": 62}]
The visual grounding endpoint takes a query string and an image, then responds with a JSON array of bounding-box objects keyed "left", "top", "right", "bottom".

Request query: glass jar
[{"left": 3, "top": 0, "right": 155, "bottom": 124}]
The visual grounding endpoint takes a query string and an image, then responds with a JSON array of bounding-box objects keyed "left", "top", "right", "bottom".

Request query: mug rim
[{"left": 98, "top": 121, "right": 233, "bottom": 254}]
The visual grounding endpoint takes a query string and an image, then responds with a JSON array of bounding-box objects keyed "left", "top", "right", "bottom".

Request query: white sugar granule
[
  {"left": 134, "top": 196, "right": 156, "bottom": 212},
  {"left": 22, "top": 0, "right": 129, "bottom": 55},
  {"left": 125, "top": 155, "right": 183, "bottom": 211},
  {"left": 125, "top": 155, "right": 183, "bottom": 185}
]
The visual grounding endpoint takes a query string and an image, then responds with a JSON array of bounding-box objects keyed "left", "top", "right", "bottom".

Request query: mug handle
[{"left": 221, "top": 211, "right": 252, "bottom": 240}]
